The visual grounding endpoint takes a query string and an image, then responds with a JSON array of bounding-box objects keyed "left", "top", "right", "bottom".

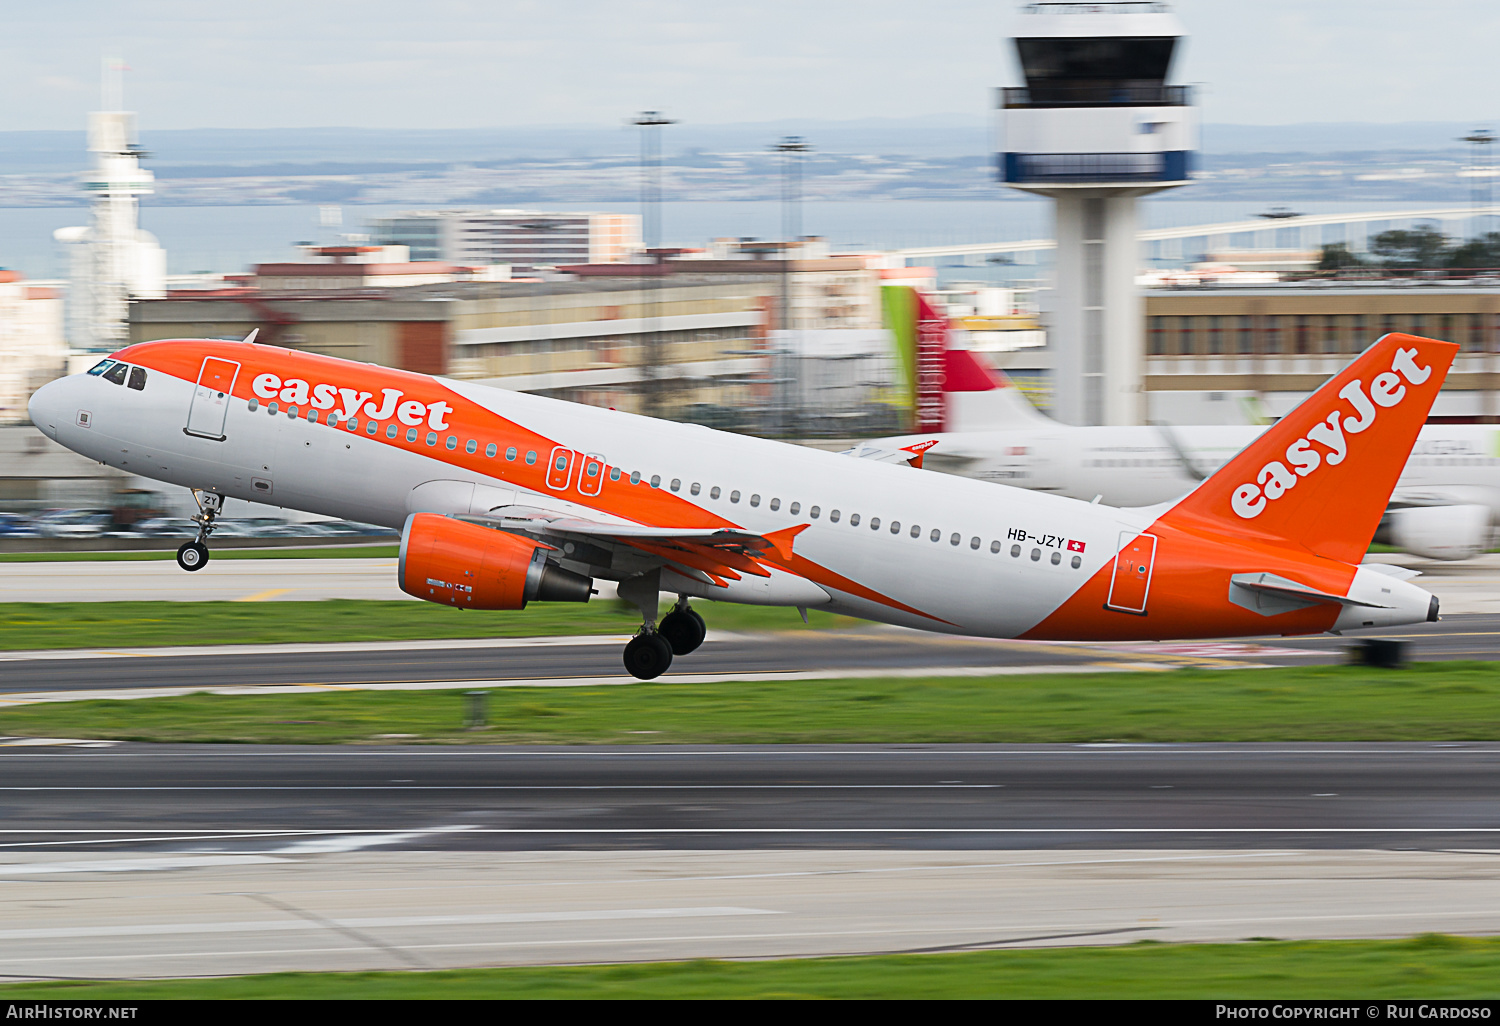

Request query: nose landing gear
[{"left": 176, "top": 489, "right": 222, "bottom": 573}]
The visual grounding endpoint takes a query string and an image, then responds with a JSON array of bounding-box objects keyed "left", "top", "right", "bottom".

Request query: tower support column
[{"left": 1046, "top": 188, "right": 1150, "bottom": 426}]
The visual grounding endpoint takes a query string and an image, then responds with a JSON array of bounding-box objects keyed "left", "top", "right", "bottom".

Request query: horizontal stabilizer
[{"left": 1228, "top": 571, "right": 1389, "bottom": 618}]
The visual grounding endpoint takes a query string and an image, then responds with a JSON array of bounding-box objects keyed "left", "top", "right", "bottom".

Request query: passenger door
[{"left": 185, "top": 357, "right": 240, "bottom": 441}]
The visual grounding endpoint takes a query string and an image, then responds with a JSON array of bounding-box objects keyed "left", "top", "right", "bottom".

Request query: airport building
[
  {"left": 0, "top": 272, "right": 67, "bottom": 425},
  {"left": 370, "top": 210, "right": 641, "bottom": 273},
  {"left": 1143, "top": 282, "right": 1500, "bottom": 422}
]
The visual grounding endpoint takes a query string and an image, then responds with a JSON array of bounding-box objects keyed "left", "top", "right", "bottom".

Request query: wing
[{"left": 472, "top": 506, "right": 807, "bottom": 588}]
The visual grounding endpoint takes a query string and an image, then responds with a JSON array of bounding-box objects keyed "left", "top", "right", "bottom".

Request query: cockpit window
[
  {"left": 127, "top": 366, "right": 147, "bottom": 391},
  {"left": 86, "top": 360, "right": 116, "bottom": 377},
  {"left": 102, "top": 362, "right": 129, "bottom": 386}
]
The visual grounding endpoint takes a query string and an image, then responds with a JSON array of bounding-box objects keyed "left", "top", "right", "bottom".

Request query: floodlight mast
[
  {"left": 633, "top": 112, "right": 676, "bottom": 418},
  {"left": 773, "top": 135, "right": 811, "bottom": 437},
  {"left": 999, "top": 1, "right": 1198, "bottom": 426}
]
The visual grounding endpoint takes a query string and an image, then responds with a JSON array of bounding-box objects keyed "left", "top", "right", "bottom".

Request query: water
[{"left": 0, "top": 198, "right": 1457, "bottom": 280}]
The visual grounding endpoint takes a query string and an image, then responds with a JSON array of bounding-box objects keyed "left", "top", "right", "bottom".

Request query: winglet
[
  {"left": 1160, "top": 333, "right": 1458, "bottom": 564},
  {"left": 899, "top": 439, "right": 939, "bottom": 469},
  {"left": 762, "top": 524, "right": 810, "bottom": 562}
]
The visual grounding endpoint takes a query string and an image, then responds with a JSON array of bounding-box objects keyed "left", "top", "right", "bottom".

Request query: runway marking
[
  {"left": 0, "top": 784, "right": 1004, "bottom": 791},
  {"left": 0, "top": 906, "right": 782, "bottom": 942},
  {"left": 236, "top": 589, "right": 292, "bottom": 602},
  {"left": 0, "top": 855, "right": 287, "bottom": 875}
]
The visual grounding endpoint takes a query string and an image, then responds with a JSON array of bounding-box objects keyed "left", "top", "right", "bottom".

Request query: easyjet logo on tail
[
  {"left": 1230, "top": 346, "right": 1433, "bottom": 519},
  {"left": 250, "top": 372, "right": 453, "bottom": 430}
]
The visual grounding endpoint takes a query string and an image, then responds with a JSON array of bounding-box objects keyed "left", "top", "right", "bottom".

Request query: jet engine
[
  {"left": 1385, "top": 504, "right": 1491, "bottom": 561},
  {"left": 398, "top": 513, "right": 592, "bottom": 609}
]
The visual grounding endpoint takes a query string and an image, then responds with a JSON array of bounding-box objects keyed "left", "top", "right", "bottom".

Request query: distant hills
[{"left": 1, "top": 117, "right": 1488, "bottom": 174}]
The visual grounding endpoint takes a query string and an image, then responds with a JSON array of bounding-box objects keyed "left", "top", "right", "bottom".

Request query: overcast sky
[{"left": 6, "top": 1, "right": 1498, "bottom": 132}]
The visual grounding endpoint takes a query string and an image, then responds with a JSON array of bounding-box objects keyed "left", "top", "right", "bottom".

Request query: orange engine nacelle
[{"left": 398, "top": 513, "right": 593, "bottom": 609}]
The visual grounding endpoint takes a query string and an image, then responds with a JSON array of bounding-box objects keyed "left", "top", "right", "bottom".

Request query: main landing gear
[
  {"left": 176, "top": 489, "right": 222, "bottom": 573},
  {"left": 617, "top": 570, "right": 707, "bottom": 680}
]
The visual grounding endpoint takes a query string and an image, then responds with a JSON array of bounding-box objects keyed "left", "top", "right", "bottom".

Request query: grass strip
[
  {"left": 0, "top": 599, "right": 854, "bottom": 651},
  {"left": 1, "top": 936, "right": 1497, "bottom": 999},
  {"left": 0, "top": 545, "right": 399, "bottom": 562},
  {"left": 3, "top": 662, "right": 1499, "bottom": 744}
]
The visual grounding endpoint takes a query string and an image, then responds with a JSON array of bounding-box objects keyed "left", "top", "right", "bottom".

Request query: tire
[
  {"left": 622, "top": 632, "right": 673, "bottom": 680},
  {"left": 658, "top": 607, "right": 707, "bottom": 656},
  {"left": 176, "top": 541, "right": 209, "bottom": 572}
]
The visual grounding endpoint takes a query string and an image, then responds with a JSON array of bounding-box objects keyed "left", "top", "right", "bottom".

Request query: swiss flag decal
[{"left": 1067, "top": 539, "right": 1086, "bottom": 553}]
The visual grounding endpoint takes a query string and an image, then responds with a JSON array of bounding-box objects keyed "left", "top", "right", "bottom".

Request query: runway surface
[
  {"left": 0, "top": 743, "right": 1498, "bottom": 977},
  {"left": 2, "top": 742, "right": 1497, "bottom": 851}
]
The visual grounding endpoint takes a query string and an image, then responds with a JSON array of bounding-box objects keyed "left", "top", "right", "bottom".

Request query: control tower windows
[{"left": 1015, "top": 36, "right": 1177, "bottom": 105}]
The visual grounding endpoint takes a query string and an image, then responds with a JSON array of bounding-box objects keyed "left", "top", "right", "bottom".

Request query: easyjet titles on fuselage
[{"left": 250, "top": 371, "right": 454, "bottom": 431}]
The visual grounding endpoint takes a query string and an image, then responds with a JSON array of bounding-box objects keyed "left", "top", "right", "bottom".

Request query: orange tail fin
[{"left": 1159, "top": 333, "right": 1457, "bottom": 563}]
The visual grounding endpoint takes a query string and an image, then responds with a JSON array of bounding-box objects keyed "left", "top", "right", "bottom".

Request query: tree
[
  {"left": 1369, "top": 226, "right": 1452, "bottom": 269},
  {"left": 1447, "top": 232, "right": 1500, "bottom": 269},
  {"left": 1318, "top": 242, "right": 1365, "bottom": 270}
]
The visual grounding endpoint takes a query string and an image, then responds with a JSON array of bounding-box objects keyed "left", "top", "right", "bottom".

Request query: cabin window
[
  {"left": 730, "top": 490, "right": 741, "bottom": 503},
  {"left": 526, "top": 451, "right": 537, "bottom": 465},
  {"left": 650, "top": 475, "right": 661, "bottom": 488},
  {"left": 268, "top": 402, "right": 279, "bottom": 415},
  {"left": 849, "top": 513, "right": 860, "bottom": 526},
  {"left": 506, "top": 446, "right": 517, "bottom": 461},
  {"left": 810, "top": 506, "right": 820, "bottom": 519},
  {"left": 610, "top": 467, "right": 621, "bottom": 480},
  {"left": 386, "top": 424, "right": 398, "bottom": 439},
  {"left": 445, "top": 436, "right": 457, "bottom": 450},
  {"left": 127, "top": 366, "right": 147, "bottom": 391},
  {"left": 930, "top": 529, "right": 940, "bottom": 542},
  {"left": 749, "top": 494, "right": 760, "bottom": 507},
  {"left": 408, "top": 428, "right": 419, "bottom": 442},
  {"left": 970, "top": 537, "right": 981, "bottom": 550},
  {"left": 671, "top": 479, "right": 681, "bottom": 492},
  {"left": 466, "top": 439, "right": 477, "bottom": 454},
  {"left": 426, "top": 432, "right": 437, "bottom": 446},
  {"left": 789, "top": 502, "right": 800, "bottom": 515},
  {"left": 950, "top": 533, "right": 961, "bottom": 546},
  {"left": 890, "top": 521, "right": 900, "bottom": 534},
  {"left": 102, "top": 362, "right": 129, "bottom": 386},
  {"left": 1071, "top": 555, "right": 1082, "bottom": 569},
  {"left": 769, "top": 498, "right": 780, "bottom": 511},
  {"left": 711, "top": 486, "right": 721, "bottom": 499},
  {"left": 910, "top": 525, "right": 920, "bottom": 538},
  {"left": 990, "top": 540, "right": 1001, "bottom": 553},
  {"left": 1011, "top": 544, "right": 1022, "bottom": 557},
  {"left": 307, "top": 410, "right": 319, "bottom": 424},
  {"left": 869, "top": 517, "right": 880, "bottom": 530},
  {"left": 690, "top": 482, "right": 701, "bottom": 495},
  {"left": 486, "top": 443, "right": 497, "bottom": 457},
  {"left": 348, "top": 418, "right": 360, "bottom": 432},
  {"left": 829, "top": 510, "right": 840, "bottom": 523},
  {"left": 1051, "top": 551, "right": 1062, "bottom": 565},
  {"left": 629, "top": 471, "right": 641, "bottom": 484},
  {"left": 248, "top": 398, "right": 258, "bottom": 411},
  {"left": 367, "top": 421, "right": 378, "bottom": 435},
  {"left": 286, "top": 407, "right": 297, "bottom": 418},
  {"left": 1031, "top": 548, "right": 1041, "bottom": 561}
]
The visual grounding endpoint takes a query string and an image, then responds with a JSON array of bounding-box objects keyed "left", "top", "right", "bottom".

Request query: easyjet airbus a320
[{"left": 28, "top": 332, "right": 1454, "bottom": 679}]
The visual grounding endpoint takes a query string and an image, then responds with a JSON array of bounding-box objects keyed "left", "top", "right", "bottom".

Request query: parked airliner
[
  {"left": 28, "top": 333, "right": 1451, "bottom": 678},
  {"left": 873, "top": 348, "right": 1498, "bottom": 560}
]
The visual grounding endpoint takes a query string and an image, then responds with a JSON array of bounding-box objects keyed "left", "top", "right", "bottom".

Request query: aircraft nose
[{"left": 28, "top": 377, "right": 67, "bottom": 441}]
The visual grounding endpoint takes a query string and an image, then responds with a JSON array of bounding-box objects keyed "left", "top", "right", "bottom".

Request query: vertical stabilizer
[
  {"left": 942, "top": 348, "right": 1050, "bottom": 430},
  {"left": 1159, "top": 333, "right": 1458, "bottom": 563}
]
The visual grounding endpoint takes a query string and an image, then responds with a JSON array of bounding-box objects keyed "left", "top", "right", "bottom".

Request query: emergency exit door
[
  {"left": 184, "top": 357, "right": 240, "bottom": 441},
  {"left": 1105, "top": 532, "right": 1157, "bottom": 614}
]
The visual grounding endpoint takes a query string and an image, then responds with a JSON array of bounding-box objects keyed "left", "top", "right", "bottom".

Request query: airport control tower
[{"left": 1000, "top": 2, "right": 1197, "bottom": 425}]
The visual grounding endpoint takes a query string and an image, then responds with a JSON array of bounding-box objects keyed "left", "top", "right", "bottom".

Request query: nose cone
[{"left": 28, "top": 377, "right": 68, "bottom": 440}]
